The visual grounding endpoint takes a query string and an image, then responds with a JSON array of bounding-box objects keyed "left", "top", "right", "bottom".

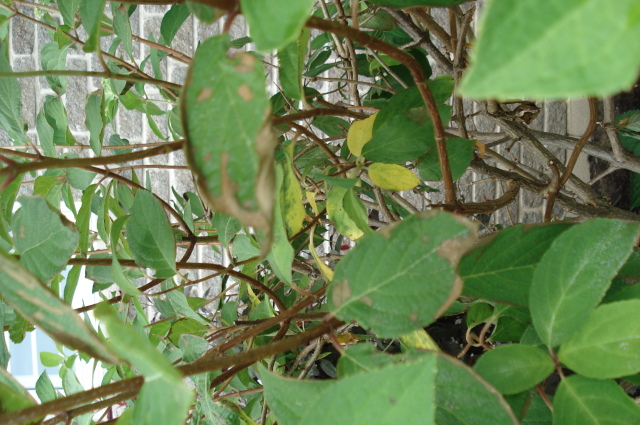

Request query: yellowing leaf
[
  {"left": 309, "top": 240, "right": 334, "bottom": 282},
  {"left": 368, "top": 163, "right": 420, "bottom": 191},
  {"left": 281, "top": 144, "right": 305, "bottom": 235},
  {"left": 400, "top": 329, "right": 441, "bottom": 352},
  {"left": 347, "top": 113, "right": 377, "bottom": 157}
]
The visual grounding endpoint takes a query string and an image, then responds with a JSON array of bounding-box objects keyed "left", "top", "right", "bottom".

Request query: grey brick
[{"left": 11, "top": 8, "right": 35, "bottom": 55}]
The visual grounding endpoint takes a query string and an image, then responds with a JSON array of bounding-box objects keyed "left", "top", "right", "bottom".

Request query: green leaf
[
  {"left": 59, "top": 0, "right": 80, "bottom": 27},
  {"left": 62, "top": 153, "right": 96, "bottom": 190},
  {"left": 110, "top": 216, "right": 142, "bottom": 296},
  {"left": 160, "top": 4, "right": 190, "bottom": 46},
  {"left": 85, "top": 88, "right": 105, "bottom": 155},
  {"left": 530, "top": 219, "right": 640, "bottom": 347},
  {"left": 417, "top": 138, "right": 476, "bottom": 181},
  {"left": 0, "top": 40, "right": 27, "bottom": 144},
  {"left": 12, "top": 196, "right": 79, "bottom": 283},
  {"left": 267, "top": 164, "right": 294, "bottom": 284},
  {"left": 186, "top": 0, "right": 222, "bottom": 24},
  {"left": 179, "top": 334, "right": 208, "bottom": 362},
  {"left": 326, "top": 186, "right": 370, "bottom": 241},
  {"left": 460, "top": 223, "right": 573, "bottom": 306},
  {"left": 211, "top": 212, "right": 242, "bottom": 248},
  {"left": 474, "top": 344, "right": 554, "bottom": 395},
  {"left": 281, "top": 145, "right": 305, "bottom": 236},
  {"left": 0, "top": 366, "right": 36, "bottom": 414},
  {"left": 40, "top": 42, "right": 70, "bottom": 95},
  {"left": 80, "top": 0, "right": 107, "bottom": 53},
  {"left": 261, "top": 354, "right": 438, "bottom": 425},
  {"left": 553, "top": 375, "right": 640, "bottom": 424},
  {"left": 127, "top": 189, "right": 176, "bottom": 279},
  {"left": 77, "top": 184, "right": 98, "bottom": 255},
  {"left": 241, "top": 0, "right": 314, "bottom": 51},
  {"left": 558, "top": 300, "right": 640, "bottom": 379},
  {"left": 40, "top": 351, "right": 64, "bottom": 367},
  {"left": 183, "top": 35, "right": 274, "bottom": 228},
  {"left": 277, "top": 29, "right": 309, "bottom": 101},
  {"left": 328, "top": 211, "right": 477, "bottom": 338},
  {"left": 43, "top": 96, "right": 74, "bottom": 146},
  {"left": 460, "top": 0, "right": 640, "bottom": 99},
  {"left": 112, "top": 3, "right": 133, "bottom": 59},
  {"left": 35, "top": 372, "right": 58, "bottom": 403},
  {"left": 0, "top": 253, "right": 120, "bottom": 364},
  {"left": 95, "top": 303, "right": 193, "bottom": 425},
  {"left": 362, "top": 112, "right": 433, "bottom": 163},
  {"left": 630, "top": 172, "right": 640, "bottom": 210},
  {"left": 368, "top": 0, "right": 473, "bottom": 7}
]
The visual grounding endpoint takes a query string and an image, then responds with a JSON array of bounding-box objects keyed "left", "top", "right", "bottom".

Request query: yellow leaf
[
  {"left": 281, "top": 144, "right": 304, "bottom": 235},
  {"left": 309, "top": 240, "right": 334, "bottom": 282},
  {"left": 347, "top": 113, "right": 377, "bottom": 157},
  {"left": 399, "top": 329, "right": 441, "bottom": 352},
  {"left": 306, "top": 190, "right": 319, "bottom": 215},
  {"left": 368, "top": 163, "right": 421, "bottom": 191}
]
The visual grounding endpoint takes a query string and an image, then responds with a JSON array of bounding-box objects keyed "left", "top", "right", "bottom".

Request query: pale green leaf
[
  {"left": 530, "top": 219, "right": 640, "bottom": 347},
  {"left": 211, "top": 212, "right": 242, "bottom": 248},
  {"left": 281, "top": 145, "right": 305, "bottom": 235},
  {"left": 328, "top": 211, "right": 477, "bottom": 338},
  {"left": 460, "top": 0, "right": 640, "bottom": 99},
  {"left": 277, "top": 29, "right": 310, "bottom": 101},
  {"left": 110, "top": 216, "right": 142, "bottom": 296},
  {"left": 559, "top": 300, "right": 640, "bottom": 379},
  {"left": 40, "top": 42, "right": 70, "bottom": 95},
  {"left": 12, "top": 196, "right": 79, "bottom": 283},
  {"left": 553, "top": 375, "right": 640, "bottom": 425},
  {"left": 0, "top": 366, "right": 36, "bottom": 414},
  {"left": 241, "top": 0, "right": 314, "bottom": 51},
  {"left": 112, "top": 3, "right": 133, "bottom": 59},
  {"left": 127, "top": 189, "right": 176, "bottom": 279},
  {"left": 0, "top": 253, "right": 120, "bottom": 364},
  {"left": 267, "top": 164, "right": 294, "bottom": 284},
  {"left": 85, "top": 89, "right": 104, "bottom": 156},
  {"left": 474, "top": 344, "right": 554, "bottom": 395}
]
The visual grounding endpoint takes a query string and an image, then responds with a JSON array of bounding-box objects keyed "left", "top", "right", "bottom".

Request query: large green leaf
[
  {"left": 474, "top": 344, "right": 554, "bottom": 395},
  {"left": 127, "top": 189, "right": 176, "bottom": 279},
  {"left": 553, "top": 375, "right": 640, "bottom": 425},
  {"left": 160, "top": 4, "right": 190, "bottom": 46},
  {"left": 460, "top": 0, "right": 640, "bottom": 99},
  {"left": 328, "top": 211, "right": 477, "bottom": 338},
  {"left": 95, "top": 303, "right": 193, "bottom": 425},
  {"left": 261, "top": 354, "right": 437, "bottom": 425},
  {"left": 558, "top": 300, "right": 640, "bottom": 379},
  {"left": 530, "top": 219, "right": 640, "bottom": 347},
  {"left": 183, "top": 35, "right": 274, "bottom": 229},
  {"left": 241, "top": 0, "right": 314, "bottom": 51},
  {"left": 0, "top": 40, "right": 27, "bottom": 144},
  {"left": 12, "top": 196, "right": 79, "bottom": 283},
  {"left": 263, "top": 349, "right": 517, "bottom": 425},
  {"left": 40, "top": 42, "right": 70, "bottom": 95},
  {"left": 0, "top": 253, "right": 120, "bottom": 364},
  {"left": 460, "top": 223, "right": 573, "bottom": 306}
]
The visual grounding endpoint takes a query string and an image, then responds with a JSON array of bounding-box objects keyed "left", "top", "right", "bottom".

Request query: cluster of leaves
[{"left": 0, "top": 0, "right": 639, "bottom": 425}]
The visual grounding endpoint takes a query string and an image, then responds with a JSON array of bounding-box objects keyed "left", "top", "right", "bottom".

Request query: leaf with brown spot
[
  {"left": 327, "top": 211, "right": 477, "bottom": 338},
  {"left": 183, "top": 34, "right": 274, "bottom": 237}
]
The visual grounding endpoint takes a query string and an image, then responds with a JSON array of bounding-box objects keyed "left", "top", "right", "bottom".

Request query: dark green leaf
[
  {"left": 418, "top": 138, "right": 476, "bottom": 181},
  {"left": 59, "top": 0, "right": 80, "bottom": 27},
  {"left": 328, "top": 212, "right": 477, "bottom": 338},
  {"left": 12, "top": 196, "right": 79, "bottom": 283},
  {"left": 212, "top": 212, "right": 242, "bottom": 248},
  {"left": 558, "top": 300, "right": 640, "bottom": 379},
  {"left": 530, "top": 219, "right": 640, "bottom": 347},
  {"left": 278, "top": 29, "right": 309, "bottom": 100},
  {"left": 128, "top": 189, "right": 176, "bottom": 279},
  {"left": 460, "top": 223, "right": 573, "bottom": 306},
  {"left": 474, "top": 344, "right": 554, "bottom": 395}
]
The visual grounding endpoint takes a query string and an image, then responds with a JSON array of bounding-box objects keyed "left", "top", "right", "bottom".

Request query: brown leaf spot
[
  {"left": 234, "top": 52, "right": 257, "bottom": 73},
  {"left": 196, "top": 87, "right": 213, "bottom": 103},
  {"left": 422, "top": 235, "right": 429, "bottom": 243},
  {"left": 437, "top": 235, "right": 475, "bottom": 266},
  {"left": 389, "top": 397, "right": 397, "bottom": 405},
  {"left": 409, "top": 312, "right": 418, "bottom": 322},
  {"left": 361, "top": 295, "right": 373, "bottom": 306},
  {"left": 237, "top": 83, "right": 253, "bottom": 102},
  {"left": 332, "top": 279, "right": 351, "bottom": 307}
]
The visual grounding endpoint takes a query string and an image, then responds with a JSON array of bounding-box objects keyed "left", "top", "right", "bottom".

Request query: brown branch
[{"left": 272, "top": 108, "right": 367, "bottom": 126}]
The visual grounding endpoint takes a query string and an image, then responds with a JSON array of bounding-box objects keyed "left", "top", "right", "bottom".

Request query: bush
[{"left": 0, "top": 1, "right": 639, "bottom": 424}]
